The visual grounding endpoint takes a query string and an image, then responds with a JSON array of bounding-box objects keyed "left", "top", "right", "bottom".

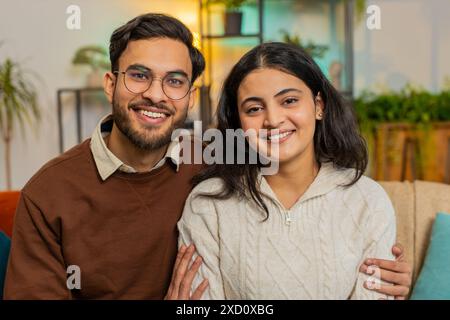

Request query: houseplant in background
[
  {"left": 208, "top": 0, "right": 249, "bottom": 35},
  {"left": 0, "top": 58, "right": 40, "bottom": 190},
  {"left": 279, "top": 29, "right": 329, "bottom": 60},
  {"left": 72, "top": 45, "right": 110, "bottom": 87},
  {"left": 354, "top": 84, "right": 450, "bottom": 182}
]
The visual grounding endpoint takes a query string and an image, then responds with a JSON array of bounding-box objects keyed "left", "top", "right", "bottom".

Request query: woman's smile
[{"left": 264, "top": 129, "right": 296, "bottom": 144}]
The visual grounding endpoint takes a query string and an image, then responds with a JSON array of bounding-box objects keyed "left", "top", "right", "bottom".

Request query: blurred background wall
[{"left": 0, "top": 0, "right": 449, "bottom": 189}]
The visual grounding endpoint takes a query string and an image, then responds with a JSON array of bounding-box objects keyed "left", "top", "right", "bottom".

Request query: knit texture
[
  {"left": 4, "top": 139, "right": 203, "bottom": 299},
  {"left": 178, "top": 163, "right": 396, "bottom": 300}
]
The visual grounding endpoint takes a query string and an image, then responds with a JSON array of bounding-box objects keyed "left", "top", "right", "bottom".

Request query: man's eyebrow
[
  {"left": 274, "top": 88, "right": 303, "bottom": 97},
  {"left": 127, "top": 64, "right": 151, "bottom": 72},
  {"left": 127, "top": 64, "right": 189, "bottom": 78},
  {"left": 167, "top": 69, "right": 189, "bottom": 78}
]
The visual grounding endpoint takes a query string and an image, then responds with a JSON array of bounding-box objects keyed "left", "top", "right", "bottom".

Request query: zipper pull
[{"left": 285, "top": 210, "right": 292, "bottom": 225}]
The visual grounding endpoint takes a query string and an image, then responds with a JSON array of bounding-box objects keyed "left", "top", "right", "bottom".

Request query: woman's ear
[{"left": 315, "top": 92, "right": 325, "bottom": 120}]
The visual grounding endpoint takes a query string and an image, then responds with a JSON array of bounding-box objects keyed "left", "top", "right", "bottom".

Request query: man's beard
[{"left": 112, "top": 97, "right": 188, "bottom": 151}]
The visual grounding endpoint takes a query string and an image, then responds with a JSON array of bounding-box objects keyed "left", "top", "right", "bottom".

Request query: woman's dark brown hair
[{"left": 193, "top": 42, "right": 368, "bottom": 218}]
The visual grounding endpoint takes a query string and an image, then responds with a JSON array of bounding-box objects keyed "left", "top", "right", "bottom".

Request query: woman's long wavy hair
[{"left": 193, "top": 42, "right": 368, "bottom": 218}]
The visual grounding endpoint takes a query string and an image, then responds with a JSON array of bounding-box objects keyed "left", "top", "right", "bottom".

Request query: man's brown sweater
[{"left": 4, "top": 139, "right": 203, "bottom": 299}]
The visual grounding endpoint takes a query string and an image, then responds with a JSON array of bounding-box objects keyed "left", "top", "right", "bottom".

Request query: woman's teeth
[
  {"left": 139, "top": 109, "right": 167, "bottom": 119},
  {"left": 267, "top": 131, "right": 293, "bottom": 142}
]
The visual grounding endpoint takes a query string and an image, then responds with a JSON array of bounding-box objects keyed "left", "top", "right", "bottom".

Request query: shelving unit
[
  {"left": 198, "top": 0, "right": 264, "bottom": 125},
  {"left": 196, "top": 0, "right": 355, "bottom": 126}
]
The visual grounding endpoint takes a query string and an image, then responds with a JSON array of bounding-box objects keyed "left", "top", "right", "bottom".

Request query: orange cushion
[{"left": 0, "top": 191, "right": 20, "bottom": 238}]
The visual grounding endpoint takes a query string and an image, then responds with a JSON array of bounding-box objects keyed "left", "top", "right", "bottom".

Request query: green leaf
[
  {"left": 0, "top": 57, "right": 40, "bottom": 141},
  {"left": 354, "top": 84, "right": 450, "bottom": 129},
  {"left": 279, "top": 29, "right": 329, "bottom": 60},
  {"left": 72, "top": 45, "right": 111, "bottom": 71}
]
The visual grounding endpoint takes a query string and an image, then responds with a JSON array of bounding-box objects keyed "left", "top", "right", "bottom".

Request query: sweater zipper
[{"left": 284, "top": 209, "right": 292, "bottom": 225}]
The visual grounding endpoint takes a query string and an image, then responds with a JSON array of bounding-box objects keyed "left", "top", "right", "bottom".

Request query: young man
[{"left": 4, "top": 13, "right": 411, "bottom": 300}]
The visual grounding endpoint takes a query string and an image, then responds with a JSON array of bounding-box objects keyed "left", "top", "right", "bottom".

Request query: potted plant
[
  {"left": 72, "top": 45, "right": 110, "bottom": 87},
  {"left": 0, "top": 58, "right": 40, "bottom": 190},
  {"left": 279, "top": 30, "right": 329, "bottom": 60},
  {"left": 354, "top": 84, "right": 450, "bottom": 182},
  {"left": 209, "top": 0, "right": 249, "bottom": 35}
]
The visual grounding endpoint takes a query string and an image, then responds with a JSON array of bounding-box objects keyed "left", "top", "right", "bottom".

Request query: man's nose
[{"left": 142, "top": 78, "right": 166, "bottom": 103}]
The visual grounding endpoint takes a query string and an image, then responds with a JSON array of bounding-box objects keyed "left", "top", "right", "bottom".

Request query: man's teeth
[
  {"left": 139, "top": 109, "right": 167, "bottom": 118},
  {"left": 267, "top": 131, "right": 292, "bottom": 141}
]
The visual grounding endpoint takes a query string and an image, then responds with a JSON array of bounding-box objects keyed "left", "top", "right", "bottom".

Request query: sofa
[
  {"left": 0, "top": 191, "right": 19, "bottom": 299},
  {"left": 379, "top": 180, "right": 450, "bottom": 283},
  {"left": 1, "top": 181, "right": 449, "bottom": 296},
  {"left": 0, "top": 191, "right": 20, "bottom": 239}
]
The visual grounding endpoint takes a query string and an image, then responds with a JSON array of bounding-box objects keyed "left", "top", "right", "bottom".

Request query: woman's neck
[
  {"left": 107, "top": 123, "right": 167, "bottom": 172},
  {"left": 265, "top": 146, "right": 320, "bottom": 210}
]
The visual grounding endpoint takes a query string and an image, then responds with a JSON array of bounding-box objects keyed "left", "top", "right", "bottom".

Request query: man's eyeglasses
[{"left": 113, "top": 68, "right": 192, "bottom": 100}]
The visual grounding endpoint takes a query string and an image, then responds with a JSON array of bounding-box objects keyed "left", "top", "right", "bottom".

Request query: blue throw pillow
[
  {"left": 0, "top": 231, "right": 11, "bottom": 300},
  {"left": 410, "top": 212, "right": 450, "bottom": 300}
]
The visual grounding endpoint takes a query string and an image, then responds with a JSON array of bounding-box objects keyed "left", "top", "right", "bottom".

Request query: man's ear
[
  {"left": 315, "top": 93, "right": 325, "bottom": 120},
  {"left": 103, "top": 72, "right": 116, "bottom": 104},
  {"left": 188, "top": 86, "right": 197, "bottom": 110}
]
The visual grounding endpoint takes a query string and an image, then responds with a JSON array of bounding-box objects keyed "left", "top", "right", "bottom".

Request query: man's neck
[{"left": 107, "top": 123, "right": 167, "bottom": 172}]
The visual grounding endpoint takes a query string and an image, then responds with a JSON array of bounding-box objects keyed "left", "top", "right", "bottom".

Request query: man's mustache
[{"left": 128, "top": 100, "right": 175, "bottom": 115}]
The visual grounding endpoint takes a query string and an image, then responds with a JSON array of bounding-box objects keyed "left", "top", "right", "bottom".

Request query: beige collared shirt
[{"left": 90, "top": 114, "right": 180, "bottom": 180}]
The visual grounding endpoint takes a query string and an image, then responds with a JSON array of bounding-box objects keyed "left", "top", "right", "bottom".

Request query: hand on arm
[
  {"left": 164, "top": 244, "right": 209, "bottom": 300},
  {"left": 359, "top": 243, "right": 412, "bottom": 299},
  {"left": 170, "top": 189, "right": 225, "bottom": 300}
]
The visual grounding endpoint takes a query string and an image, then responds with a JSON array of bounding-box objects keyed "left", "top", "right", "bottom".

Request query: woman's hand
[
  {"left": 359, "top": 243, "right": 412, "bottom": 299},
  {"left": 164, "top": 244, "right": 209, "bottom": 300}
]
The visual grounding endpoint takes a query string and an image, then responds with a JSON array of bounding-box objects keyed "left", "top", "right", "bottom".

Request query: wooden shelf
[{"left": 199, "top": 0, "right": 264, "bottom": 125}]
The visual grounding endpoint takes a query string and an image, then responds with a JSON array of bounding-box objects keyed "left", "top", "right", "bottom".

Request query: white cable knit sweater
[{"left": 178, "top": 163, "right": 396, "bottom": 299}]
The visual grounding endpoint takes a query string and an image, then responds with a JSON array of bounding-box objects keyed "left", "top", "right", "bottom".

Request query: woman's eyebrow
[
  {"left": 240, "top": 88, "right": 303, "bottom": 107},
  {"left": 274, "top": 88, "right": 303, "bottom": 97},
  {"left": 240, "top": 96, "right": 264, "bottom": 108}
]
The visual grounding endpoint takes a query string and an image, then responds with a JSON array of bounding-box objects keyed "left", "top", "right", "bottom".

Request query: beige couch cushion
[
  {"left": 414, "top": 181, "right": 450, "bottom": 280},
  {"left": 380, "top": 180, "right": 450, "bottom": 283}
]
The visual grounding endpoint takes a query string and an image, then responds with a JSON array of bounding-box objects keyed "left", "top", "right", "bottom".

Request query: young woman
[{"left": 172, "top": 42, "right": 410, "bottom": 299}]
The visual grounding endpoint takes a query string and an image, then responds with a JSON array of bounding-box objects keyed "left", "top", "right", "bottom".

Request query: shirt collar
[{"left": 90, "top": 114, "right": 180, "bottom": 181}]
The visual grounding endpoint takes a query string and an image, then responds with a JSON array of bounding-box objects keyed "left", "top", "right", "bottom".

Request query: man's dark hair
[{"left": 109, "top": 13, "right": 205, "bottom": 82}]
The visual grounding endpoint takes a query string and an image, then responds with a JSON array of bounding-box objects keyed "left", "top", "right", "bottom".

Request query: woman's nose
[{"left": 263, "top": 105, "right": 284, "bottom": 128}]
